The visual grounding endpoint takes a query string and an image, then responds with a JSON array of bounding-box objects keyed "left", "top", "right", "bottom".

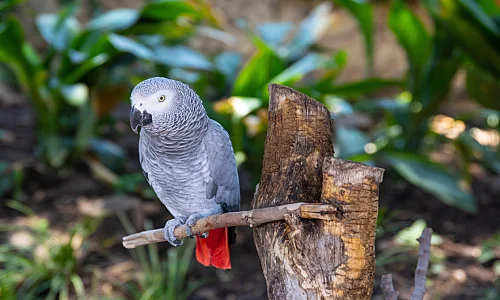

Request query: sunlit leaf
[
  {"left": 384, "top": 152, "right": 477, "bottom": 212},
  {"left": 87, "top": 8, "right": 139, "bottom": 32},
  {"left": 60, "top": 84, "right": 89, "bottom": 107}
]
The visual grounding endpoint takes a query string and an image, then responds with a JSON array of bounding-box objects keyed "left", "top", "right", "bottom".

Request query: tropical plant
[
  {"left": 0, "top": 0, "right": 218, "bottom": 169},
  {"left": 332, "top": 0, "right": 500, "bottom": 212}
]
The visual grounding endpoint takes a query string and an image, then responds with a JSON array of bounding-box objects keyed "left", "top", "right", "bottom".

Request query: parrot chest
[{"left": 141, "top": 141, "right": 215, "bottom": 218}]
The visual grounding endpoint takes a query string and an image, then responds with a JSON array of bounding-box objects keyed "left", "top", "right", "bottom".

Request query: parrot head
[{"left": 129, "top": 77, "right": 206, "bottom": 135}]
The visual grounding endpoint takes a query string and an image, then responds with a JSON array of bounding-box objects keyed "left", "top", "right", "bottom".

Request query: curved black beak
[{"left": 130, "top": 106, "right": 153, "bottom": 134}]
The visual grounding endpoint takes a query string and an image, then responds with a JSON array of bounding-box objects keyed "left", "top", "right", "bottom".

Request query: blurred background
[{"left": 0, "top": 0, "right": 499, "bottom": 299}]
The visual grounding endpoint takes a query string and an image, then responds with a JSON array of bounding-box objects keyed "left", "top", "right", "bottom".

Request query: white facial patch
[{"left": 131, "top": 90, "right": 176, "bottom": 114}]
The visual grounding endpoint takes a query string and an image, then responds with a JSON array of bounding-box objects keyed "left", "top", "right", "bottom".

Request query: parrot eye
[{"left": 158, "top": 95, "right": 166, "bottom": 102}]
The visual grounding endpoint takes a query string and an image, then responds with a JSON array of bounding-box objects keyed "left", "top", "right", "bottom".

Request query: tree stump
[{"left": 253, "top": 84, "right": 384, "bottom": 300}]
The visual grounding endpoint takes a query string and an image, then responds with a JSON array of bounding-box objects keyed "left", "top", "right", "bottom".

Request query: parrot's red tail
[{"left": 195, "top": 227, "right": 231, "bottom": 269}]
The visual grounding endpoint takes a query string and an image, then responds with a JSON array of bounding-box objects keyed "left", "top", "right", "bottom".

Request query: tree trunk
[{"left": 253, "top": 84, "right": 384, "bottom": 300}]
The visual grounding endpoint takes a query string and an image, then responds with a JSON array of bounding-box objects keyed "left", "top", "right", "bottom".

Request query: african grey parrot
[{"left": 129, "top": 77, "right": 240, "bottom": 269}]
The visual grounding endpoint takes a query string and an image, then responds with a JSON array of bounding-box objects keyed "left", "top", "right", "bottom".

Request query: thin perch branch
[
  {"left": 411, "top": 228, "right": 433, "bottom": 300},
  {"left": 381, "top": 274, "right": 399, "bottom": 300},
  {"left": 122, "top": 202, "right": 338, "bottom": 249}
]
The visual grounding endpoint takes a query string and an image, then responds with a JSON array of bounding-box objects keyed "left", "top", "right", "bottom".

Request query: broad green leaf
[
  {"left": 63, "top": 54, "right": 110, "bottom": 84},
  {"left": 316, "top": 78, "right": 404, "bottom": 97},
  {"left": 0, "top": 18, "right": 31, "bottom": 87},
  {"left": 36, "top": 14, "right": 81, "bottom": 51},
  {"left": 287, "top": 2, "right": 332, "bottom": 59},
  {"left": 154, "top": 45, "right": 212, "bottom": 70},
  {"left": 384, "top": 152, "right": 477, "bottom": 212},
  {"left": 257, "top": 22, "right": 293, "bottom": 49},
  {"left": 60, "top": 84, "right": 89, "bottom": 107},
  {"left": 108, "top": 33, "right": 154, "bottom": 60},
  {"left": 466, "top": 66, "right": 500, "bottom": 110},
  {"left": 335, "top": 127, "right": 370, "bottom": 159},
  {"left": 232, "top": 39, "right": 285, "bottom": 97},
  {"left": 389, "top": 0, "right": 431, "bottom": 89},
  {"left": 214, "top": 51, "right": 242, "bottom": 81},
  {"left": 87, "top": 8, "right": 139, "bottom": 32},
  {"left": 336, "top": 0, "right": 374, "bottom": 73},
  {"left": 269, "top": 53, "right": 331, "bottom": 86}
]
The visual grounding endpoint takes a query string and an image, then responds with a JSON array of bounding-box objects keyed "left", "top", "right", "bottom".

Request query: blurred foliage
[
  {"left": 0, "top": 0, "right": 217, "bottom": 169},
  {"left": 331, "top": 0, "right": 500, "bottom": 212},
  {"left": 0, "top": 201, "right": 102, "bottom": 299},
  {"left": 118, "top": 213, "right": 205, "bottom": 300}
]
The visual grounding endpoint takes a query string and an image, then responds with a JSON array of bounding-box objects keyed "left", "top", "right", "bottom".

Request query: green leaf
[
  {"left": 232, "top": 39, "right": 285, "bottom": 97},
  {"left": 316, "top": 78, "right": 404, "bottom": 97},
  {"left": 269, "top": 53, "right": 331, "bottom": 86},
  {"left": 63, "top": 54, "right": 110, "bottom": 84},
  {"left": 36, "top": 13, "right": 81, "bottom": 51},
  {"left": 476, "top": 0, "right": 500, "bottom": 16},
  {"left": 425, "top": 0, "right": 500, "bottom": 76},
  {"left": 384, "top": 152, "right": 477, "bottom": 212},
  {"left": 389, "top": 0, "right": 431, "bottom": 89},
  {"left": 336, "top": 0, "right": 374, "bottom": 73},
  {"left": 257, "top": 22, "right": 293, "bottom": 49},
  {"left": 108, "top": 33, "right": 154, "bottom": 60},
  {"left": 466, "top": 66, "right": 500, "bottom": 110},
  {"left": 214, "top": 51, "right": 242, "bottom": 81},
  {"left": 287, "top": 2, "right": 332, "bottom": 59},
  {"left": 154, "top": 45, "right": 212, "bottom": 70},
  {"left": 335, "top": 127, "right": 370, "bottom": 159},
  {"left": 140, "top": 0, "right": 201, "bottom": 21},
  {"left": 0, "top": 18, "right": 37, "bottom": 90},
  {"left": 87, "top": 8, "right": 139, "bottom": 32}
]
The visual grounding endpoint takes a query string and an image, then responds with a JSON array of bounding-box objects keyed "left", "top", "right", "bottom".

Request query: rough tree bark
[{"left": 253, "top": 84, "right": 384, "bottom": 300}]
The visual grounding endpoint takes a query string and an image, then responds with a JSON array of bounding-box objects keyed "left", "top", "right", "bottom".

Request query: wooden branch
[
  {"left": 411, "top": 228, "right": 433, "bottom": 300},
  {"left": 381, "top": 274, "right": 399, "bottom": 300},
  {"left": 122, "top": 203, "right": 338, "bottom": 249},
  {"left": 381, "top": 227, "right": 432, "bottom": 300}
]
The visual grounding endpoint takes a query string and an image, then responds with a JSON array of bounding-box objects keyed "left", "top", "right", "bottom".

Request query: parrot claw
[
  {"left": 164, "top": 218, "right": 184, "bottom": 247},
  {"left": 185, "top": 214, "right": 203, "bottom": 238},
  {"left": 199, "top": 232, "right": 209, "bottom": 238}
]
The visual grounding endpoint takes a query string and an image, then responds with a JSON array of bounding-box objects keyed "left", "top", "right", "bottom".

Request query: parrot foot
[
  {"left": 164, "top": 218, "right": 184, "bottom": 247},
  {"left": 185, "top": 206, "right": 223, "bottom": 238}
]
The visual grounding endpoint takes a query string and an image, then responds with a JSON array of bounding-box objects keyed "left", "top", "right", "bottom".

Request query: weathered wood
[
  {"left": 253, "top": 84, "right": 384, "bottom": 300},
  {"left": 121, "top": 203, "right": 338, "bottom": 248}
]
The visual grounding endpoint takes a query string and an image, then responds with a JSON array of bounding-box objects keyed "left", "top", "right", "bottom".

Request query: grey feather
[{"left": 203, "top": 120, "right": 240, "bottom": 212}]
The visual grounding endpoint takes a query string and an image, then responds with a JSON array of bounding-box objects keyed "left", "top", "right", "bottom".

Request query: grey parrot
[{"left": 129, "top": 77, "right": 240, "bottom": 269}]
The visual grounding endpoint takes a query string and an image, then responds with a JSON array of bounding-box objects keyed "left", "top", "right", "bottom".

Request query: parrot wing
[{"left": 203, "top": 120, "right": 240, "bottom": 213}]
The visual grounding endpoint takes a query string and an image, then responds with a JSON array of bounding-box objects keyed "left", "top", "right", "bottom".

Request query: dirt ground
[{"left": 1, "top": 1, "right": 500, "bottom": 299}]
